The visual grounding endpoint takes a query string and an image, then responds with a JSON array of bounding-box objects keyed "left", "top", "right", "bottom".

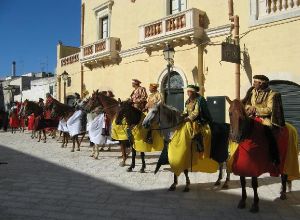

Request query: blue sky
[{"left": 0, "top": 0, "right": 81, "bottom": 77}]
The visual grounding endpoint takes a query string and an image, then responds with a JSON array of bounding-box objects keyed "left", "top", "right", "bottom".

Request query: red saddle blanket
[{"left": 232, "top": 120, "right": 288, "bottom": 177}]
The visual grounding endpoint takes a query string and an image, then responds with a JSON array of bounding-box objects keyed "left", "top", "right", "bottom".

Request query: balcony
[
  {"left": 60, "top": 53, "right": 80, "bottom": 67},
  {"left": 250, "top": 0, "right": 300, "bottom": 26},
  {"left": 138, "top": 8, "right": 206, "bottom": 50},
  {"left": 80, "top": 37, "right": 121, "bottom": 68}
]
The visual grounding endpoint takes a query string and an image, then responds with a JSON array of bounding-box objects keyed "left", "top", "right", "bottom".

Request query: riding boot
[
  {"left": 264, "top": 126, "right": 280, "bottom": 165},
  {"left": 145, "top": 130, "right": 153, "bottom": 144}
]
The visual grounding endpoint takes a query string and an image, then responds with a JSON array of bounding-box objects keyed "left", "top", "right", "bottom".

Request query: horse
[
  {"left": 85, "top": 90, "right": 131, "bottom": 166},
  {"left": 142, "top": 102, "right": 231, "bottom": 192},
  {"left": 115, "top": 100, "right": 146, "bottom": 173},
  {"left": 22, "top": 100, "right": 58, "bottom": 143},
  {"left": 47, "top": 98, "right": 86, "bottom": 151},
  {"left": 226, "top": 98, "right": 299, "bottom": 213}
]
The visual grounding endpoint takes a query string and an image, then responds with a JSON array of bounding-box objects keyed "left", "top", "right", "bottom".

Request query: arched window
[{"left": 162, "top": 71, "right": 184, "bottom": 111}]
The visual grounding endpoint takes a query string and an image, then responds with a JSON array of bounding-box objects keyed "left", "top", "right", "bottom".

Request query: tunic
[
  {"left": 145, "top": 91, "right": 162, "bottom": 109},
  {"left": 130, "top": 86, "right": 148, "bottom": 110}
]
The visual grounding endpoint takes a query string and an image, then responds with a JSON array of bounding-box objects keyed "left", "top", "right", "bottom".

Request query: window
[
  {"left": 100, "top": 16, "right": 109, "bottom": 39},
  {"left": 67, "top": 77, "right": 71, "bottom": 87},
  {"left": 94, "top": 1, "right": 113, "bottom": 40},
  {"left": 170, "top": 0, "right": 187, "bottom": 15}
]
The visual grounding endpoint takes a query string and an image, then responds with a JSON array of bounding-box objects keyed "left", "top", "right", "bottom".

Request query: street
[{"left": 0, "top": 131, "right": 300, "bottom": 220}]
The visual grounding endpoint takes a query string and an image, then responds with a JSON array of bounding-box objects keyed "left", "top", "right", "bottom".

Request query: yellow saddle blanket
[{"left": 168, "top": 122, "right": 219, "bottom": 176}]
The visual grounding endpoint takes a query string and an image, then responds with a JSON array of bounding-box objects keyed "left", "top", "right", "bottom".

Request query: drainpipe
[
  {"left": 80, "top": 3, "right": 85, "bottom": 98},
  {"left": 228, "top": 0, "right": 240, "bottom": 99}
]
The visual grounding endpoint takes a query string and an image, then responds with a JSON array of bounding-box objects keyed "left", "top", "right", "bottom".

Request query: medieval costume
[
  {"left": 9, "top": 103, "right": 19, "bottom": 128},
  {"left": 145, "top": 83, "right": 163, "bottom": 110},
  {"left": 168, "top": 85, "right": 218, "bottom": 176},
  {"left": 130, "top": 79, "right": 148, "bottom": 111}
]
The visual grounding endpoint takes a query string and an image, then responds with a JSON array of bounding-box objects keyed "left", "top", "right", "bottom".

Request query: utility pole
[{"left": 228, "top": 0, "right": 240, "bottom": 99}]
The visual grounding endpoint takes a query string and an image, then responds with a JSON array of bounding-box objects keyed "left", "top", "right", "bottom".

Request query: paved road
[{"left": 0, "top": 131, "right": 299, "bottom": 220}]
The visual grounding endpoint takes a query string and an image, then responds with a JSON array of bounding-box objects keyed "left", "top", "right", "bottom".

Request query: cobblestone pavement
[{"left": 0, "top": 131, "right": 299, "bottom": 220}]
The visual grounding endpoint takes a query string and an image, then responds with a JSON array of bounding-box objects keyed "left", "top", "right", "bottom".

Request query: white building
[{"left": 14, "top": 76, "right": 57, "bottom": 102}]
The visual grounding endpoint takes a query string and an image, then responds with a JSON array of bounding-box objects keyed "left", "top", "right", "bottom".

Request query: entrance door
[
  {"left": 162, "top": 71, "right": 184, "bottom": 112},
  {"left": 269, "top": 80, "right": 300, "bottom": 141}
]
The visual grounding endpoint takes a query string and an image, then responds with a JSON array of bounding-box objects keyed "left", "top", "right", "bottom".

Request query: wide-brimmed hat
[
  {"left": 149, "top": 83, "right": 159, "bottom": 89},
  {"left": 132, "top": 79, "right": 141, "bottom": 85}
]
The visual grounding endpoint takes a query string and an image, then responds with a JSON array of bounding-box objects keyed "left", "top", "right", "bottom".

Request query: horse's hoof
[
  {"left": 37, "top": 140, "right": 40, "bottom": 142},
  {"left": 71, "top": 149, "right": 75, "bottom": 152},
  {"left": 119, "top": 161, "right": 126, "bottom": 167},
  {"left": 99, "top": 148, "right": 104, "bottom": 152},
  {"left": 94, "top": 157, "right": 98, "bottom": 160},
  {"left": 237, "top": 200, "right": 246, "bottom": 209},
  {"left": 280, "top": 192, "right": 287, "bottom": 200},
  {"left": 168, "top": 184, "right": 177, "bottom": 191},
  {"left": 127, "top": 167, "right": 133, "bottom": 172},
  {"left": 140, "top": 168, "right": 145, "bottom": 173},
  {"left": 249, "top": 204, "right": 259, "bottom": 213},
  {"left": 43, "top": 140, "right": 46, "bottom": 143},
  {"left": 183, "top": 187, "right": 190, "bottom": 192},
  {"left": 76, "top": 148, "right": 80, "bottom": 151},
  {"left": 89, "top": 155, "right": 94, "bottom": 157}
]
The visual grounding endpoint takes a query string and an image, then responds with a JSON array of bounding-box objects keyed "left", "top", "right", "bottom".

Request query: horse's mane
[{"left": 231, "top": 99, "right": 247, "bottom": 118}]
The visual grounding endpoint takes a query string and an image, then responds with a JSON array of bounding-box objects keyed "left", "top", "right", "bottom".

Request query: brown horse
[
  {"left": 47, "top": 98, "right": 85, "bottom": 151},
  {"left": 22, "top": 100, "right": 59, "bottom": 143},
  {"left": 85, "top": 90, "right": 130, "bottom": 166},
  {"left": 226, "top": 97, "right": 298, "bottom": 213}
]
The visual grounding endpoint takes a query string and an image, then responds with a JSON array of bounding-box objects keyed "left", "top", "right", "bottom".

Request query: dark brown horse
[
  {"left": 47, "top": 98, "right": 85, "bottom": 151},
  {"left": 22, "top": 100, "right": 58, "bottom": 143},
  {"left": 115, "top": 100, "right": 146, "bottom": 173},
  {"left": 85, "top": 90, "right": 130, "bottom": 166},
  {"left": 226, "top": 97, "right": 298, "bottom": 213}
]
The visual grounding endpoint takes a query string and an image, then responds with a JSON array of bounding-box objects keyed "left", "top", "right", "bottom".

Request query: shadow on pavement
[{"left": 0, "top": 144, "right": 300, "bottom": 220}]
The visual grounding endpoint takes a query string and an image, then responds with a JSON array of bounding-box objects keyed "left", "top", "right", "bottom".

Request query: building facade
[{"left": 56, "top": 0, "right": 300, "bottom": 130}]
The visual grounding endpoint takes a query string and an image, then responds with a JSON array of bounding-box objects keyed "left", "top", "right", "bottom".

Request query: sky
[{"left": 0, "top": 0, "right": 81, "bottom": 77}]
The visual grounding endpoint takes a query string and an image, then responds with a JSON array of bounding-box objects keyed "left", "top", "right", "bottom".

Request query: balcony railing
[
  {"left": 139, "top": 8, "right": 205, "bottom": 47},
  {"left": 80, "top": 37, "right": 120, "bottom": 64},
  {"left": 250, "top": 0, "right": 300, "bottom": 26},
  {"left": 60, "top": 53, "right": 80, "bottom": 67}
]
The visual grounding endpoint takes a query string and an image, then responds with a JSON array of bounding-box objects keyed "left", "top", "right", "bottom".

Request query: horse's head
[
  {"left": 21, "top": 100, "right": 30, "bottom": 117},
  {"left": 50, "top": 102, "right": 60, "bottom": 119},
  {"left": 142, "top": 102, "right": 160, "bottom": 129},
  {"left": 85, "top": 90, "right": 103, "bottom": 112},
  {"left": 226, "top": 97, "right": 249, "bottom": 142},
  {"left": 116, "top": 100, "right": 141, "bottom": 126}
]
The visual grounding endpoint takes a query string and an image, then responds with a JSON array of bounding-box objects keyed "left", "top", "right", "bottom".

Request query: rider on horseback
[
  {"left": 242, "top": 75, "right": 283, "bottom": 165},
  {"left": 183, "top": 85, "right": 213, "bottom": 152},
  {"left": 130, "top": 79, "right": 148, "bottom": 111},
  {"left": 144, "top": 83, "right": 163, "bottom": 111}
]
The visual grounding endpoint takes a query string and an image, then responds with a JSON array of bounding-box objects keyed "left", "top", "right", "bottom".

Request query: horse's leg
[
  {"left": 71, "top": 136, "right": 75, "bottom": 152},
  {"left": 79, "top": 133, "right": 85, "bottom": 147},
  {"left": 280, "top": 174, "right": 288, "bottom": 200},
  {"left": 119, "top": 142, "right": 126, "bottom": 167},
  {"left": 31, "top": 130, "right": 34, "bottom": 139},
  {"left": 183, "top": 169, "right": 190, "bottom": 192},
  {"left": 140, "top": 152, "right": 146, "bottom": 173},
  {"left": 250, "top": 177, "right": 259, "bottom": 213},
  {"left": 287, "top": 180, "right": 292, "bottom": 193},
  {"left": 127, "top": 147, "right": 136, "bottom": 172},
  {"left": 237, "top": 176, "right": 247, "bottom": 209},
  {"left": 94, "top": 144, "right": 100, "bottom": 159},
  {"left": 76, "top": 136, "right": 80, "bottom": 151},
  {"left": 37, "top": 130, "right": 41, "bottom": 142},
  {"left": 215, "top": 163, "right": 223, "bottom": 186},
  {"left": 43, "top": 130, "right": 46, "bottom": 143},
  {"left": 90, "top": 144, "right": 95, "bottom": 157},
  {"left": 168, "top": 174, "right": 178, "bottom": 191},
  {"left": 222, "top": 164, "right": 231, "bottom": 189}
]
